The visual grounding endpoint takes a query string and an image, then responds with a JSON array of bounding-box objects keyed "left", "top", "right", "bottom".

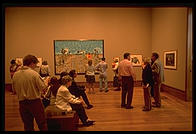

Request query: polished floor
[{"left": 5, "top": 87, "right": 192, "bottom": 131}]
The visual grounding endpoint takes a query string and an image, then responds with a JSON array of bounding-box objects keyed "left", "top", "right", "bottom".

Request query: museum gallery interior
[{"left": 3, "top": 3, "right": 193, "bottom": 131}]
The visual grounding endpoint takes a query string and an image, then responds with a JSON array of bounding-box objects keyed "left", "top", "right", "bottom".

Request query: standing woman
[
  {"left": 85, "top": 60, "right": 96, "bottom": 94},
  {"left": 142, "top": 57, "right": 154, "bottom": 111}
]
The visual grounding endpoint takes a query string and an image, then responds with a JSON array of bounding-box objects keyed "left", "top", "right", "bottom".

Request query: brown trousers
[
  {"left": 143, "top": 86, "right": 152, "bottom": 110},
  {"left": 121, "top": 76, "right": 134, "bottom": 107},
  {"left": 153, "top": 82, "right": 161, "bottom": 107},
  {"left": 19, "top": 99, "right": 48, "bottom": 131}
]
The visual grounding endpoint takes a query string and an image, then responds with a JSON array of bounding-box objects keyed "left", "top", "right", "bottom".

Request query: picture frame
[
  {"left": 130, "top": 54, "right": 142, "bottom": 66},
  {"left": 54, "top": 40, "right": 104, "bottom": 75},
  {"left": 15, "top": 58, "right": 23, "bottom": 66},
  {"left": 37, "top": 58, "right": 42, "bottom": 67},
  {"left": 164, "top": 50, "right": 177, "bottom": 70}
]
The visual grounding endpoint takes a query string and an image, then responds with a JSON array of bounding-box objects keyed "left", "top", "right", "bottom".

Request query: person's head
[
  {"left": 102, "top": 57, "right": 105, "bottom": 61},
  {"left": 23, "top": 55, "right": 39, "bottom": 69},
  {"left": 60, "top": 71, "right": 68, "bottom": 79},
  {"left": 42, "top": 60, "right": 48, "bottom": 65},
  {"left": 151, "top": 52, "right": 159, "bottom": 62},
  {"left": 49, "top": 76, "right": 59, "bottom": 86},
  {"left": 124, "top": 53, "right": 130, "bottom": 60},
  {"left": 88, "top": 60, "right": 93, "bottom": 66},
  {"left": 61, "top": 75, "right": 72, "bottom": 87},
  {"left": 10, "top": 59, "right": 16, "bottom": 65},
  {"left": 114, "top": 58, "right": 119, "bottom": 63},
  {"left": 142, "top": 57, "right": 151, "bottom": 65},
  {"left": 69, "top": 70, "right": 77, "bottom": 78}
]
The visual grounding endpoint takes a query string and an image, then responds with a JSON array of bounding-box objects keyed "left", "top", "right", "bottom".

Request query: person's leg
[
  {"left": 121, "top": 77, "right": 127, "bottom": 107},
  {"left": 126, "top": 77, "right": 134, "bottom": 108},
  {"left": 104, "top": 76, "right": 108, "bottom": 92},
  {"left": 70, "top": 103, "right": 88, "bottom": 124},
  {"left": 19, "top": 101, "right": 35, "bottom": 131},
  {"left": 99, "top": 76, "right": 103, "bottom": 91},
  {"left": 79, "top": 90, "right": 93, "bottom": 108},
  {"left": 153, "top": 83, "right": 161, "bottom": 107},
  {"left": 143, "top": 87, "right": 148, "bottom": 109},
  {"left": 31, "top": 99, "right": 48, "bottom": 131}
]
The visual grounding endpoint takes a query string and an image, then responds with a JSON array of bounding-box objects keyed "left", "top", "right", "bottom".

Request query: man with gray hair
[
  {"left": 151, "top": 52, "right": 164, "bottom": 108},
  {"left": 12, "top": 54, "right": 48, "bottom": 131}
]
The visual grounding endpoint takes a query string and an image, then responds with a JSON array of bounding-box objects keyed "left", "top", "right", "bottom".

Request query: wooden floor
[{"left": 5, "top": 87, "right": 192, "bottom": 131}]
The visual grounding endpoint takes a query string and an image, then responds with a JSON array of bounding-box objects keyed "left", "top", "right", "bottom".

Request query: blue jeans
[{"left": 99, "top": 74, "right": 108, "bottom": 91}]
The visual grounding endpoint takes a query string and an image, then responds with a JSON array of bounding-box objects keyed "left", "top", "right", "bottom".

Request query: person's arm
[
  {"left": 151, "top": 62, "right": 160, "bottom": 75},
  {"left": 61, "top": 89, "right": 81, "bottom": 104}
]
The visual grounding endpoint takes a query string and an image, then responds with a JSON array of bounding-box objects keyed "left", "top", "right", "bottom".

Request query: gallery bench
[{"left": 45, "top": 105, "right": 79, "bottom": 131}]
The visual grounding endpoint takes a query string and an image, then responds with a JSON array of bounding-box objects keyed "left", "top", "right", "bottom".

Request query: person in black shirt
[{"left": 142, "top": 57, "right": 154, "bottom": 111}]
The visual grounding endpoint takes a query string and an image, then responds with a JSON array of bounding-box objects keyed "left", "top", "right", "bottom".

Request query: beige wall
[
  {"left": 5, "top": 7, "right": 152, "bottom": 83},
  {"left": 5, "top": 7, "right": 188, "bottom": 92},
  {"left": 152, "top": 7, "right": 187, "bottom": 91}
]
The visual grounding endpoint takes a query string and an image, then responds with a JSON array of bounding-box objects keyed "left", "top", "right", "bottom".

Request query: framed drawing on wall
[
  {"left": 130, "top": 54, "right": 142, "bottom": 66},
  {"left": 37, "top": 58, "right": 42, "bottom": 67},
  {"left": 164, "top": 50, "right": 177, "bottom": 70},
  {"left": 54, "top": 40, "right": 104, "bottom": 75},
  {"left": 15, "top": 58, "right": 23, "bottom": 66}
]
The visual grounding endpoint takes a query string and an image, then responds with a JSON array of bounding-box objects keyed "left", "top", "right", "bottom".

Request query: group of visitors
[{"left": 10, "top": 51, "right": 164, "bottom": 131}]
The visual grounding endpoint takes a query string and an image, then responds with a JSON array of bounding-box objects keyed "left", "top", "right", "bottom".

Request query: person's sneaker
[
  {"left": 105, "top": 90, "right": 109, "bottom": 92},
  {"left": 87, "top": 105, "right": 93, "bottom": 109}
]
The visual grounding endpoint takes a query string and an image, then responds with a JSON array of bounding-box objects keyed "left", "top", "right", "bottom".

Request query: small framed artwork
[
  {"left": 130, "top": 54, "right": 142, "bottom": 66},
  {"left": 37, "top": 58, "right": 42, "bottom": 67},
  {"left": 164, "top": 50, "right": 177, "bottom": 70},
  {"left": 15, "top": 58, "right": 23, "bottom": 66}
]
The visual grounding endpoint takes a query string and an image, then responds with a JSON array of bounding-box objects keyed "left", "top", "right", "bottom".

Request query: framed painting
[
  {"left": 15, "top": 58, "right": 23, "bottom": 66},
  {"left": 130, "top": 54, "right": 142, "bottom": 66},
  {"left": 164, "top": 50, "right": 177, "bottom": 70},
  {"left": 37, "top": 58, "right": 42, "bottom": 67},
  {"left": 54, "top": 40, "right": 104, "bottom": 75}
]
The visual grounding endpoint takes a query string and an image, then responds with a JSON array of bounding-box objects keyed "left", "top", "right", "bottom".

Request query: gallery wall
[
  {"left": 5, "top": 7, "right": 152, "bottom": 83},
  {"left": 5, "top": 7, "right": 188, "bottom": 92},
  {"left": 151, "top": 7, "right": 187, "bottom": 91}
]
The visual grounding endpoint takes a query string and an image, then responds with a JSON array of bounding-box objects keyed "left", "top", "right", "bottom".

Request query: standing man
[
  {"left": 12, "top": 54, "right": 48, "bottom": 131},
  {"left": 95, "top": 57, "right": 109, "bottom": 92},
  {"left": 151, "top": 52, "right": 164, "bottom": 108},
  {"left": 118, "top": 53, "right": 136, "bottom": 109}
]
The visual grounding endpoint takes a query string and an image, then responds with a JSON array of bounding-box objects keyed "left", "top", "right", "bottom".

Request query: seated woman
[
  {"left": 56, "top": 75, "right": 95, "bottom": 126},
  {"left": 59, "top": 70, "right": 93, "bottom": 109},
  {"left": 45, "top": 76, "right": 61, "bottom": 106}
]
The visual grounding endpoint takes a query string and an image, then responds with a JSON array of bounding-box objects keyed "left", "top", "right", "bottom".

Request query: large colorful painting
[{"left": 54, "top": 40, "right": 104, "bottom": 75}]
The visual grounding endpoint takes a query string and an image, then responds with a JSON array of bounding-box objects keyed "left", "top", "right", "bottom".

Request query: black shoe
[
  {"left": 105, "top": 90, "right": 109, "bottom": 92},
  {"left": 126, "top": 106, "right": 134, "bottom": 109},
  {"left": 83, "top": 120, "right": 95, "bottom": 126},
  {"left": 87, "top": 105, "right": 93, "bottom": 109},
  {"left": 152, "top": 104, "right": 161, "bottom": 108},
  {"left": 142, "top": 108, "right": 150, "bottom": 111}
]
